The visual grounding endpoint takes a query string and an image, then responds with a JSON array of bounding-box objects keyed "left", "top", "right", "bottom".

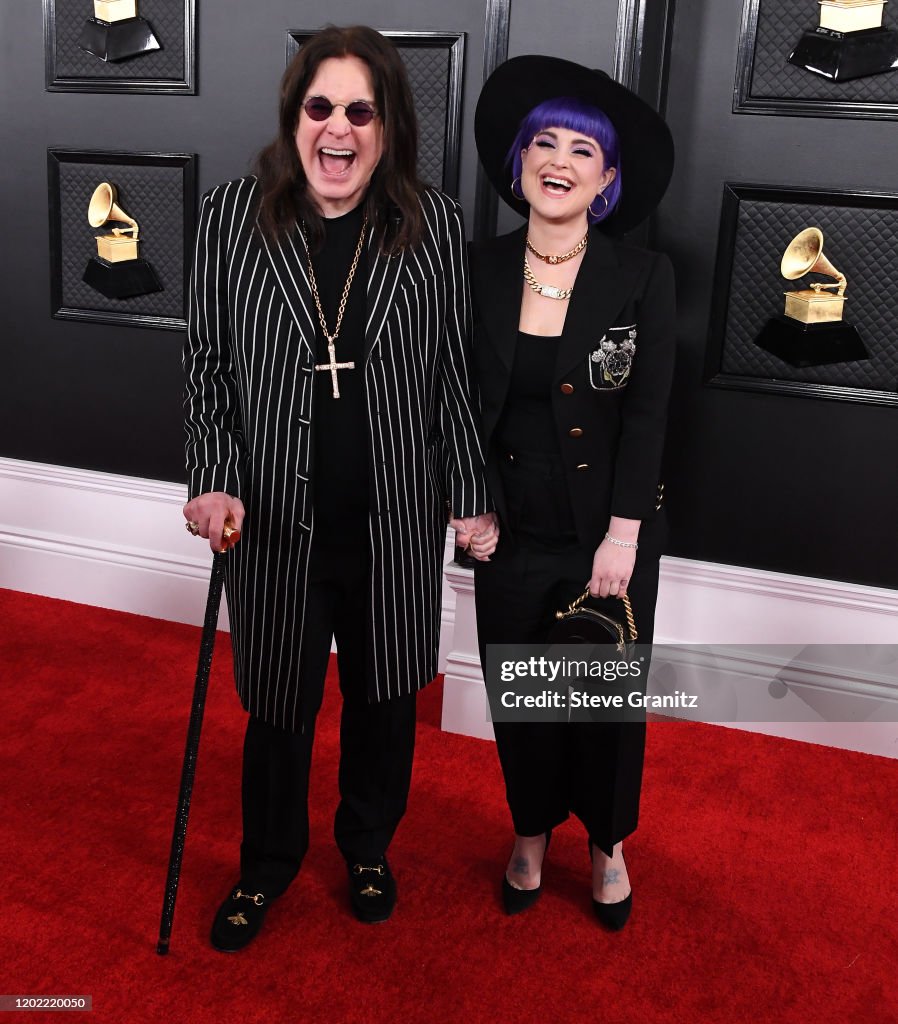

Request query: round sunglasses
[{"left": 302, "top": 96, "right": 378, "bottom": 127}]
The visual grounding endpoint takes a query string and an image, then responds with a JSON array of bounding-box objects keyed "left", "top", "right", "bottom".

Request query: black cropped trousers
[{"left": 474, "top": 450, "right": 659, "bottom": 856}]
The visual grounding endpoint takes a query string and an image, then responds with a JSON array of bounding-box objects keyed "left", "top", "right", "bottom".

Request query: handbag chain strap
[{"left": 555, "top": 589, "right": 639, "bottom": 643}]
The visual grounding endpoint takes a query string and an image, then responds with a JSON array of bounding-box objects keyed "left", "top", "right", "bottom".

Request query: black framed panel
[
  {"left": 44, "top": 0, "right": 195, "bottom": 94},
  {"left": 48, "top": 149, "right": 196, "bottom": 331},
  {"left": 473, "top": 0, "right": 511, "bottom": 240},
  {"left": 705, "top": 182, "right": 898, "bottom": 406},
  {"left": 734, "top": 0, "right": 898, "bottom": 120},
  {"left": 286, "top": 30, "right": 465, "bottom": 196}
]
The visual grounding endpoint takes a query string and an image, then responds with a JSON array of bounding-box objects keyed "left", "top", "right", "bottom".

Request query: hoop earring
[
  {"left": 589, "top": 192, "right": 609, "bottom": 218},
  {"left": 511, "top": 176, "right": 525, "bottom": 201}
]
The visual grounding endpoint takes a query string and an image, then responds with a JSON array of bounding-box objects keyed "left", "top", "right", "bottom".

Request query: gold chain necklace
[
  {"left": 302, "top": 215, "right": 368, "bottom": 399},
  {"left": 523, "top": 254, "right": 574, "bottom": 301},
  {"left": 526, "top": 230, "right": 588, "bottom": 265}
]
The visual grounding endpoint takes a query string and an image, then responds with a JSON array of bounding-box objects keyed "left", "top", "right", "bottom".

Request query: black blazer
[{"left": 469, "top": 224, "right": 676, "bottom": 558}]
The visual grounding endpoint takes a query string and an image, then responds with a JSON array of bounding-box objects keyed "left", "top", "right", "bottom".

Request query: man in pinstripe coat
[{"left": 182, "top": 27, "right": 497, "bottom": 951}]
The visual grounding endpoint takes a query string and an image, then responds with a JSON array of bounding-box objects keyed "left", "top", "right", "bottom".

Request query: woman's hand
[
  {"left": 183, "top": 491, "right": 245, "bottom": 554},
  {"left": 589, "top": 537, "right": 637, "bottom": 598},
  {"left": 450, "top": 512, "right": 499, "bottom": 561}
]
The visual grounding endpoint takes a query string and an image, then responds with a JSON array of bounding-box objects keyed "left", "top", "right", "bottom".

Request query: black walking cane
[{"left": 157, "top": 523, "right": 236, "bottom": 955}]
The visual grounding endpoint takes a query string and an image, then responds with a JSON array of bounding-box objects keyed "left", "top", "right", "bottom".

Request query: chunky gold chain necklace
[
  {"left": 301, "top": 216, "right": 368, "bottom": 399},
  {"left": 525, "top": 230, "right": 588, "bottom": 265},
  {"left": 523, "top": 254, "right": 574, "bottom": 301}
]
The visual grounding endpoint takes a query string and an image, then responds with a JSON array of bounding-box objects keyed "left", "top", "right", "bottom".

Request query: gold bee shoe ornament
[{"left": 348, "top": 860, "right": 396, "bottom": 923}]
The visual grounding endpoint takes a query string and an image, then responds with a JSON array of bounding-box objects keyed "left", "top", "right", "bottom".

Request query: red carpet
[{"left": 2, "top": 587, "right": 897, "bottom": 1023}]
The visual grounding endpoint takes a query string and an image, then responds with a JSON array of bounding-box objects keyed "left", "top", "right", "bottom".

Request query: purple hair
[{"left": 507, "top": 96, "right": 622, "bottom": 224}]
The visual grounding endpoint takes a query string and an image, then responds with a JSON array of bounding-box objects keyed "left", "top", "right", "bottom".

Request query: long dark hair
[{"left": 255, "top": 25, "right": 424, "bottom": 254}]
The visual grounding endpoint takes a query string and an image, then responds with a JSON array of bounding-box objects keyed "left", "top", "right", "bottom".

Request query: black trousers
[
  {"left": 239, "top": 542, "right": 416, "bottom": 898},
  {"left": 474, "top": 450, "right": 659, "bottom": 857}
]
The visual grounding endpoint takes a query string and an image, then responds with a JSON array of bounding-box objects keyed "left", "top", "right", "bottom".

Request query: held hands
[
  {"left": 183, "top": 491, "right": 245, "bottom": 554},
  {"left": 450, "top": 511, "right": 499, "bottom": 561}
]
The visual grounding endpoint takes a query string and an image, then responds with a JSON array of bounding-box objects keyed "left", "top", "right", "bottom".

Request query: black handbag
[{"left": 548, "top": 588, "right": 638, "bottom": 657}]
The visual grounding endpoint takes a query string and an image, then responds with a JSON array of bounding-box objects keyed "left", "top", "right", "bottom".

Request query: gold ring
[{"left": 186, "top": 521, "right": 200, "bottom": 536}]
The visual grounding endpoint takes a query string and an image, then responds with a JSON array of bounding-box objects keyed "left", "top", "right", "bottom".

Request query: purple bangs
[{"left": 507, "top": 96, "right": 622, "bottom": 224}]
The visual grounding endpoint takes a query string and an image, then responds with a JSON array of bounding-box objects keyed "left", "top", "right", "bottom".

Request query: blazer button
[
  {"left": 568, "top": 427, "right": 584, "bottom": 438},
  {"left": 560, "top": 383, "right": 574, "bottom": 395},
  {"left": 576, "top": 463, "right": 589, "bottom": 470}
]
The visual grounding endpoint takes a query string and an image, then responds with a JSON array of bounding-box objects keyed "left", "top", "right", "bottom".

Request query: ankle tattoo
[{"left": 512, "top": 856, "right": 530, "bottom": 875}]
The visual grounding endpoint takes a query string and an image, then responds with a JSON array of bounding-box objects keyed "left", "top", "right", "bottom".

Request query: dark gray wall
[
  {"left": 11, "top": 1, "right": 886, "bottom": 591},
  {"left": 653, "top": 0, "right": 898, "bottom": 589},
  {"left": 0, "top": 1, "right": 617, "bottom": 484}
]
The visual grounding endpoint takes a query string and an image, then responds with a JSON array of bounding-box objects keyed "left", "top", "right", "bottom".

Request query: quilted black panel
[
  {"left": 50, "top": 0, "right": 186, "bottom": 82},
  {"left": 54, "top": 159, "right": 188, "bottom": 322},
  {"left": 398, "top": 46, "right": 450, "bottom": 188},
  {"left": 751, "top": 0, "right": 898, "bottom": 104},
  {"left": 720, "top": 197, "right": 898, "bottom": 392}
]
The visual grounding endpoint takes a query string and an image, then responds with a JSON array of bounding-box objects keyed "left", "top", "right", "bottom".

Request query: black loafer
[
  {"left": 347, "top": 857, "right": 396, "bottom": 923},
  {"left": 210, "top": 884, "right": 274, "bottom": 952}
]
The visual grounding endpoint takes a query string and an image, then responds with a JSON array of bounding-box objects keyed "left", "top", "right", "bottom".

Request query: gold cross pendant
[{"left": 314, "top": 338, "right": 355, "bottom": 399}]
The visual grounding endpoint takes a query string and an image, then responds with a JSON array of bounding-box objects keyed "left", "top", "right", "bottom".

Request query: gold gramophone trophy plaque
[
  {"left": 82, "top": 182, "right": 163, "bottom": 299},
  {"left": 788, "top": 1, "right": 898, "bottom": 81},
  {"left": 755, "top": 227, "right": 868, "bottom": 367},
  {"left": 78, "top": 0, "right": 161, "bottom": 63}
]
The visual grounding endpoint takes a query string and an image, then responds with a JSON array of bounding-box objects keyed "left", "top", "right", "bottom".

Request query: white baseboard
[
  {"left": 0, "top": 457, "right": 456, "bottom": 660},
  {"left": 0, "top": 457, "right": 228, "bottom": 627},
  {"left": 2, "top": 457, "right": 896, "bottom": 757},
  {"left": 441, "top": 552, "right": 898, "bottom": 760}
]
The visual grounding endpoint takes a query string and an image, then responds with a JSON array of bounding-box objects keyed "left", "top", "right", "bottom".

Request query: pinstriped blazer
[{"left": 184, "top": 176, "right": 490, "bottom": 731}]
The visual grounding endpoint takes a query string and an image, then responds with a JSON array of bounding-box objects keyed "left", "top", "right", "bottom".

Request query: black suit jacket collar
[
  {"left": 474, "top": 224, "right": 644, "bottom": 380},
  {"left": 257, "top": 214, "right": 407, "bottom": 362}
]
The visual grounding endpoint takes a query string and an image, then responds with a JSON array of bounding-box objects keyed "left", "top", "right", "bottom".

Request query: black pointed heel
[
  {"left": 502, "top": 830, "right": 552, "bottom": 916},
  {"left": 588, "top": 838, "right": 632, "bottom": 931}
]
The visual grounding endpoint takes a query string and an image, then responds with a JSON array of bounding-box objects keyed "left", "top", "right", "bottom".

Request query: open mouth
[
  {"left": 319, "top": 147, "right": 356, "bottom": 176},
  {"left": 541, "top": 175, "right": 573, "bottom": 196}
]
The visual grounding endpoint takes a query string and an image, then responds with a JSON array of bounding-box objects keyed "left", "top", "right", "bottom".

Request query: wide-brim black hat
[{"left": 475, "top": 55, "right": 675, "bottom": 235}]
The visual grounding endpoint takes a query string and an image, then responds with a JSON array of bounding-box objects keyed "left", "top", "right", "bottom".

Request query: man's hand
[
  {"left": 450, "top": 511, "right": 499, "bottom": 561},
  {"left": 183, "top": 492, "right": 245, "bottom": 554}
]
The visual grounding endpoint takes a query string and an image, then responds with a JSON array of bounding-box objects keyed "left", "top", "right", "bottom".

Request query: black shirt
[
  {"left": 308, "top": 203, "right": 370, "bottom": 544},
  {"left": 495, "top": 331, "right": 562, "bottom": 455}
]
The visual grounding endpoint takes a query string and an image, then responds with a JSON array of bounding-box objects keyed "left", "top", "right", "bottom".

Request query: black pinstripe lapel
[
  {"left": 364, "top": 234, "right": 406, "bottom": 361},
  {"left": 256, "top": 223, "right": 319, "bottom": 360},
  {"left": 259, "top": 218, "right": 407, "bottom": 364}
]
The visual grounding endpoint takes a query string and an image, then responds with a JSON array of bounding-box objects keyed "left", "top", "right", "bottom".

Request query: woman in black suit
[{"left": 467, "top": 56, "right": 675, "bottom": 928}]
